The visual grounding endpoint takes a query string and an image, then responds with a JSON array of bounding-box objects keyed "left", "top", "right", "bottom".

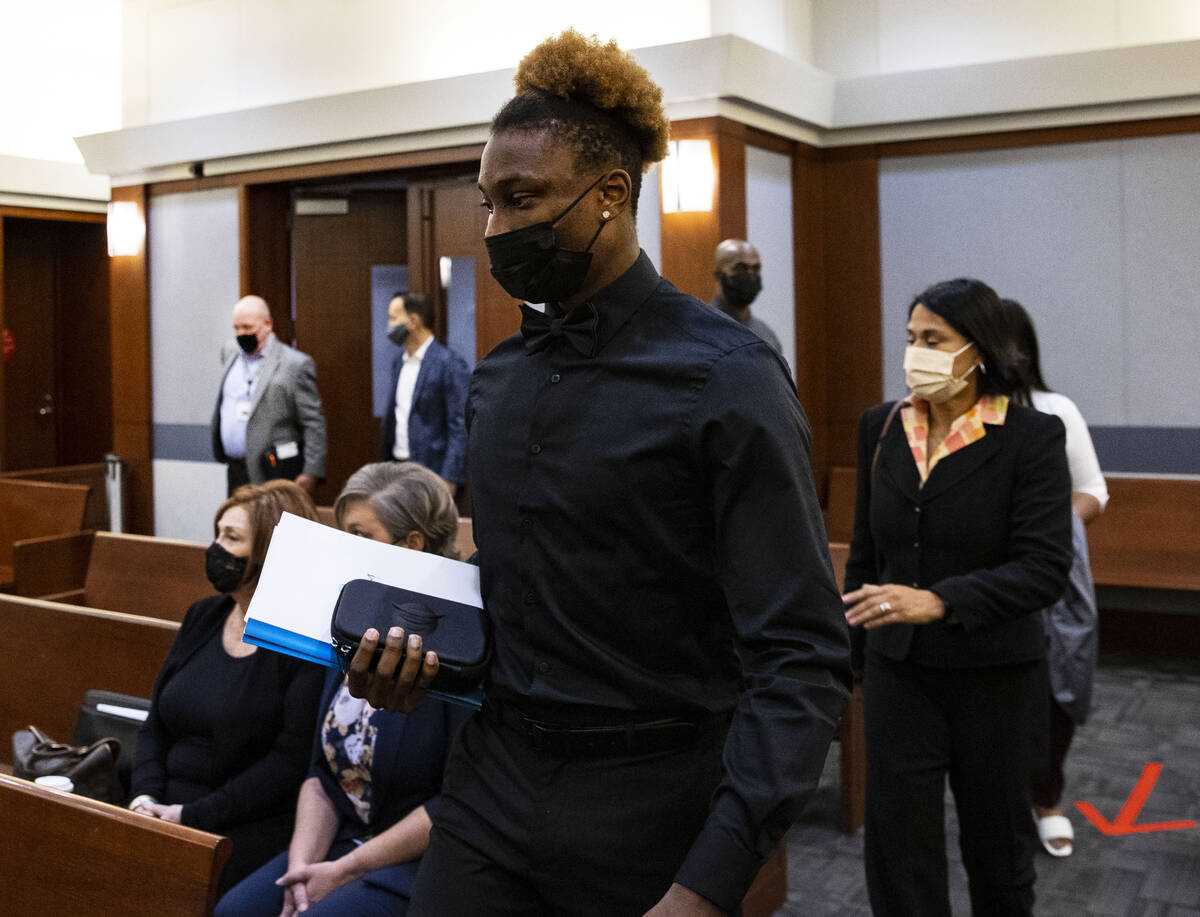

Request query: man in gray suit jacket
[{"left": 211, "top": 295, "right": 327, "bottom": 496}]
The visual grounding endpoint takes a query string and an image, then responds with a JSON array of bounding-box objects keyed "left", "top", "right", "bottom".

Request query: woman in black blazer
[{"left": 843, "top": 278, "right": 1073, "bottom": 917}]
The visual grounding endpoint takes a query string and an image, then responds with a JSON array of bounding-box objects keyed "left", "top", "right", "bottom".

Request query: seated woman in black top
[
  {"left": 128, "top": 480, "right": 326, "bottom": 896},
  {"left": 842, "top": 278, "right": 1073, "bottom": 917},
  {"left": 216, "top": 462, "right": 470, "bottom": 917}
]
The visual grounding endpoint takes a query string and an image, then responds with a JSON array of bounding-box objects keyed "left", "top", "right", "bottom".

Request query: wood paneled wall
[
  {"left": 103, "top": 113, "right": 1200, "bottom": 531},
  {"left": 659, "top": 117, "right": 748, "bottom": 303},
  {"left": 107, "top": 185, "right": 155, "bottom": 534},
  {"left": 239, "top": 184, "right": 293, "bottom": 342}
]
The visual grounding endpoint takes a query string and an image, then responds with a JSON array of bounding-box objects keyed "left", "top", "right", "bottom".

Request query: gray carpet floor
[{"left": 782, "top": 654, "right": 1200, "bottom": 916}]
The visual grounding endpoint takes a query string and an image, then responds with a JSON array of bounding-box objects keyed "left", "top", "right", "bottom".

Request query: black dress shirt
[{"left": 466, "top": 251, "right": 851, "bottom": 908}]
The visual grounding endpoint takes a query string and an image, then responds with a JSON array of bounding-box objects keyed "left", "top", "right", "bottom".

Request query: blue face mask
[{"left": 484, "top": 173, "right": 607, "bottom": 305}]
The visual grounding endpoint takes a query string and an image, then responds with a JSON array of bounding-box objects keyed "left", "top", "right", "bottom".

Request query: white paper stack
[{"left": 244, "top": 512, "right": 484, "bottom": 673}]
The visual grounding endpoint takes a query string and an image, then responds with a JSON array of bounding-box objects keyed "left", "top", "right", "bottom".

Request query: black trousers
[
  {"left": 226, "top": 459, "right": 250, "bottom": 496},
  {"left": 409, "top": 707, "right": 726, "bottom": 917},
  {"left": 863, "top": 654, "right": 1047, "bottom": 917},
  {"left": 1030, "top": 698, "right": 1076, "bottom": 810}
]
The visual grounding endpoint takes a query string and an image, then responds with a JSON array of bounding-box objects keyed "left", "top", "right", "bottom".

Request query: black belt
[{"left": 487, "top": 702, "right": 714, "bottom": 758}]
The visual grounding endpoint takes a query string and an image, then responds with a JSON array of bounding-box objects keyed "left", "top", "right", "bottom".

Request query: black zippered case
[{"left": 330, "top": 578, "right": 490, "bottom": 694}]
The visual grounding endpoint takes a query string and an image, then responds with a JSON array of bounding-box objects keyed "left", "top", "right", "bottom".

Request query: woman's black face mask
[
  {"left": 206, "top": 541, "right": 252, "bottom": 594},
  {"left": 485, "top": 173, "right": 608, "bottom": 305}
]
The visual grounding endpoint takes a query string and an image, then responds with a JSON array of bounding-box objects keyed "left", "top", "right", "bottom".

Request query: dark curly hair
[{"left": 492, "top": 30, "right": 671, "bottom": 215}]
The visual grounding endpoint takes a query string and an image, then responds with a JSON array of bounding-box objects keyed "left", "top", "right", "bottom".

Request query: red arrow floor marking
[{"left": 1075, "top": 763, "right": 1197, "bottom": 835}]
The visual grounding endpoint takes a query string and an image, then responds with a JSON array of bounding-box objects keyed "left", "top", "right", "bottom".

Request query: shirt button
[
  {"left": 524, "top": 590, "right": 536, "bottom": 605},
  {"left": 913, "top": 541, "right": 919, "bottom": 548},
  {"left": 529, "top": 443, "right": 542, "bottom": 455},
  {"left": 520, "top": 516, "right": 532, "bottom": 531},
  {"left": 536, "top": 661, "right": 552, "bottom": 675},
  {"left": 915, "top": 506, "right": 921, "bottom": 513},
  {"left": 550, "top": 373, "right": 561, "bottom": 384},
  {"left": 912, "top": 582, "right": 919, "bottom": 588}
]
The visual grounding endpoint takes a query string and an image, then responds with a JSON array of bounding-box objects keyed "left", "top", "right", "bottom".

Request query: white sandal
[{"left": 1035, "top": 813, "right": 1074, "bottom": 857}]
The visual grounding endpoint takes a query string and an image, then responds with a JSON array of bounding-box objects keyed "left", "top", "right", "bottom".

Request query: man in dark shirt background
[
  {"left": 349, "top": 30, "right": 850, "bottom": 917},
  {"left": 710, "top": 237, "right": 786, "bottom": 358}
]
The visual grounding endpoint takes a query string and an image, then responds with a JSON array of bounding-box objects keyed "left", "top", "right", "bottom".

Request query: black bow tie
[{"left": 519, "top": 303, "right": 600, "bottom": 358}]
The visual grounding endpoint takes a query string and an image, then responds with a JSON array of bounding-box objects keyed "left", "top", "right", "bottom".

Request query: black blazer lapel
[
  {"left": 919, "top": 427, "right": 1003, "bottom": 502},
  {"left": 877, "top": 424, "right": 920, "bottom": 505}
]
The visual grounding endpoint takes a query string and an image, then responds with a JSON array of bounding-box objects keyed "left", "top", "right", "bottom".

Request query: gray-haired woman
[
  {"left": 216, "top": 461, "right": 467, "bottom": 917},
  {"left": 334, "top": 462, "right": 460, "bottom": 559}
]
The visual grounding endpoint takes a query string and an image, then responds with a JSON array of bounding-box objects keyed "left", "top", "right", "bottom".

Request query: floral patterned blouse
[{"left": 321, "top": 676, "right": 386, "bottom": 825}]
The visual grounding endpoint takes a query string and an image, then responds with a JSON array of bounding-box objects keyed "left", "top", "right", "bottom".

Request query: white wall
[
  {"left": 122, "top": 0, "right": 717, "bottom": 125},
  {"left": 0, "top": 0, "right": 121, "bottom": 163},
  {"left": 878, "top": 134, "right": 1200, "bottom": 432},
  {"left": 148, "top": 186, "right": 240, "bottom": 540},
  {"left": 815, "top": 0, "right": 1200, "bottom": 77}
]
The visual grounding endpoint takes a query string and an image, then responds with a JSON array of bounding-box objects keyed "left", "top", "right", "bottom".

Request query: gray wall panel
[
  {"left": 149, "top": 187, "right": 240, "bottom": 427},
  {"left": 880, "top": 143, "right": 1126, "bottom": 426},
  {"left": 1120, "top": 135, "right": 1200, "bottom": 427},
  {"left": 745, "top": 145, "right": 797, "bottom": 373}
]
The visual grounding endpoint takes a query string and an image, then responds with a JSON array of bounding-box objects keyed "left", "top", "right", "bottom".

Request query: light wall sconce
[
  {"left": 660, "top": 139, "right": 715, "bottom": 213},
  {"left": 107, "top": 201, "right": 145, "bottom": 257}
]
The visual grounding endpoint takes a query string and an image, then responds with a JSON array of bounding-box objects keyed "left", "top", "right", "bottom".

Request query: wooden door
[
  {"left": 291, "top": 191, "right": 407, "bottom": 504},
  {"left": 407, "top": 176, "right": 519, "bottom": 362},
  {"left": 0, "top": 216, "right": 110, "bottom": 471}
]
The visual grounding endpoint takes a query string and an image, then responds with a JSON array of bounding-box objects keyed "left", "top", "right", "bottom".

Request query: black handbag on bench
[{"left": 12, "top": 724, "right": 124, "bottom": 804}]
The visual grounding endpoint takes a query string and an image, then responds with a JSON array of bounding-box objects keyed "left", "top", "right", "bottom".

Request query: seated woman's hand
[
  {"left": 276, "top": 858, "right": 360, "bottom": 913},
  {"left": 346, "top": 626, "right": 439, "bottom": 713},
  {"left": 843, "top": 584, "right": 945, "bottom": 630},
  {"left": 136, "top": 800, "right": 183, "bottom": 822}
]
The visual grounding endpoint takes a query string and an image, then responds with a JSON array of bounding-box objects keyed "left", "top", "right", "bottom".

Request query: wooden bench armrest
[
  {"left": 0, "top": 773, "right": 229, "bottom": 917},
  {"left": 37, "top": 588, "right": 88, "bottom": 604},
  {"left": 13, "top": 531, "right": 95, "bottom": 598}
]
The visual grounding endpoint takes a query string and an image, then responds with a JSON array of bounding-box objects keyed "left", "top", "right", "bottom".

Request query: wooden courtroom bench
[
  {"left": 1087, "top": 475, "right": 1200, "bottom": 594},
  {"left": 0, "top": 595, "right": 178, "bottom": 763},
  {"left": 13, "top": 530, "right": 210, "bottom": 622},
  {"left": 0, "top": 773, "right": 229, "bottom": 917},
  {"left": 0, "top": 462, "right": 117, "bottom": 532},
  {"left": 0, "top": 478, "right": 90, "bottom": 591}
]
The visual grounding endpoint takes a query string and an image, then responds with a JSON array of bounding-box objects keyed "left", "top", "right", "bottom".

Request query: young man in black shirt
[{"left": 349, "top": 30, "right": 850, "bottom": 917}]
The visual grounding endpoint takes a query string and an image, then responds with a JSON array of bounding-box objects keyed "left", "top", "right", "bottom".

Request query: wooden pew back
[
  {"left": 82, "top": 532, "right": 211, "bottom": 621},
  {"left": 0, "top": 478, "right": 90, "bottom": 569},
  {"left": 0, "top": 774, "right": 228, "bottom": 917},
  {"left": 0, "top": 596, "right": 177, "bottom": 764},
  {"left": 1088, "top": 476, "right": 1200, "bottom": 592},
  {"left": 455, "top": 516, "right": 477, "bottom": 560},
  {"left": 0, "top": 462, "right": 115, "bottom": 531}
]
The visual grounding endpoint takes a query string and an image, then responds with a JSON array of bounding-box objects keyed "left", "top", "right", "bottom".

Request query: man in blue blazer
[{"left": 379, "top": 292, "right": 470, "bottom": 493}]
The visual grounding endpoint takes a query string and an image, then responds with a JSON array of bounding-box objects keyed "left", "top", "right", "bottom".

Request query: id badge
[
  {"left": 235, "top": 401, "right": 252, "bottom": 422},
  {"left": 274, "top": 440, "right": 300, "bottom": 460}
]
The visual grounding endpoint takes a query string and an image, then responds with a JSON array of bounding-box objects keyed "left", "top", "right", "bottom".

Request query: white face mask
[{"left": 903, "top": 341, "right": 978, "bottom": 403}]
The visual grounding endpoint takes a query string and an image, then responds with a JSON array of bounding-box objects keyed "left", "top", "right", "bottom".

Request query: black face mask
[
  {"left": 236, "top": 333, "right": 259, "bottom": 355},
  {"left": 720, "top": 273, "right": 762, "bottom": 309},
  {"left": 206, "top": 542, "right": 252, "bottom": 594},
  {"left": 485, "top": 174, "right": 608, "bottom": 305},
  {"left": 387, "top": 324, "right": 409, "bottom": 347}
]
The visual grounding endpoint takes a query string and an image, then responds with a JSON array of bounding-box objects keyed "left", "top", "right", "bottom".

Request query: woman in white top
[{"left": 1004, "top": 299, "right": 1109, "bottom": 859}]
